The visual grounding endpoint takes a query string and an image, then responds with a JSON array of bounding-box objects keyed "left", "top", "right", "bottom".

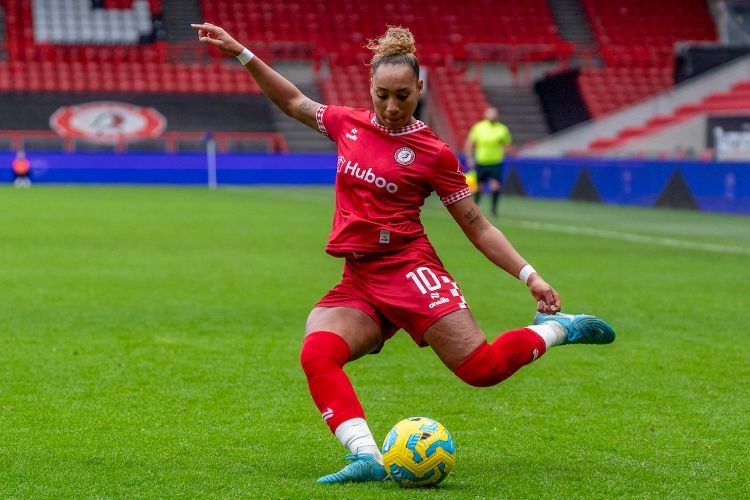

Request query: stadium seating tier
[
  {"left": 0, "top": 0, "right": 724, "bottom": 150},
  {"left": 579, "top": 0, "right": 716, "bottom": 117}
]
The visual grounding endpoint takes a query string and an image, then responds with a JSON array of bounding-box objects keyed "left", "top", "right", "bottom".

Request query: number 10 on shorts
[
  {"left": 406, "top": 266, "right": 468, "bottom": 309},
  {"left": 406, "top": 266, "right": 443, "bottom": 294}
]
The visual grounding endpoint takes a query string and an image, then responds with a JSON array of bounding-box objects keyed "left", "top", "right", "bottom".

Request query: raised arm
[
  {"left": 191, "top": 22, "right": 321, "bottom": 131},
  {"left": 446, "top": 196, "right": 561, "bottom": 313}
]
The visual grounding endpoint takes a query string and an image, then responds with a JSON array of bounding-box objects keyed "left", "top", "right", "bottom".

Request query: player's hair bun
[
  {"left": 366, "top": 26, "right": 416, "bottom": 58},
  {"left": 366, "top": 26, "right": 420, "bottom": 78}
]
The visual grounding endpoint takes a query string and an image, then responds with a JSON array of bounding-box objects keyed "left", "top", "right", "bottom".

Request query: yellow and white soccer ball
[{"left": 381, "top": 417, "right": 456, "bottom": 487}]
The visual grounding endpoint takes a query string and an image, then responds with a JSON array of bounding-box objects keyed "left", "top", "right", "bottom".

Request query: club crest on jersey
[{"left": 394, "top": 146, "right": 416, "bottom": 166}]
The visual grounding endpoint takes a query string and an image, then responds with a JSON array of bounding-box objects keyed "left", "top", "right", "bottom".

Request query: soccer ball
[{"left": 381, "top": 416, "right": 456, "bottom": 487}]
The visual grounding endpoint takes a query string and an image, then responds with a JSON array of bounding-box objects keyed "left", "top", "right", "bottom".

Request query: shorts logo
[
  {"left": 394, "top": 146, "right": 416, "bottom": 166},
  {"left": 429, "top": 297, "right": 450, "bottom": 308}
]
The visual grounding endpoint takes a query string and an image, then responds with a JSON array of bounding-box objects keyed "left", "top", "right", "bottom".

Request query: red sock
[
  {"left": 300, "top": 331, "right": 365, "bottom": 433},
  {"left": 454, "top": 328, "right": 547, "bottom": 387}
]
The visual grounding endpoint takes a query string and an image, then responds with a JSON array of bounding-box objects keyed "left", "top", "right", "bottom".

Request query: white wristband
[
  {"left": 237, "top": 47, "right": 254, "bottom": 65},
  {"left": 518, "top": 264, "right": 536, "bottom": 284}
]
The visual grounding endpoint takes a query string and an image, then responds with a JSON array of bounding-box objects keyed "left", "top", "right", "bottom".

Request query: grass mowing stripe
[{"left": 507, "top": 219, "right": 750, "bottom": 255}]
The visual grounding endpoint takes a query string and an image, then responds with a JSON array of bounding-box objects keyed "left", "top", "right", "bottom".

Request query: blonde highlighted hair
[{"left": 366, "top": 26, "right": 420, "bottom": 79}]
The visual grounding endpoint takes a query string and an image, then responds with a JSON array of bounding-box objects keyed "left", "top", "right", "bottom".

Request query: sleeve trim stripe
[
  {"left": 316, "top": 105, "right": 329, "bottom": 137},
  {"left": 441, "top": 187, "right": 472, "bottom": 206}
]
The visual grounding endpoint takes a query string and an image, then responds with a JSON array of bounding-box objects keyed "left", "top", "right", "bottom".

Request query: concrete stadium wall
[
  {"left": 609, "top": 116, "right": 707, "bottom": 155},
  {"left": 2, "top": 152, "right": 748, "bottom": 215}
]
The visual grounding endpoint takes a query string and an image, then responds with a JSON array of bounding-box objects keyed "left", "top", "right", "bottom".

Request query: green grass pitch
[{"left": 1, "top": 186, "right": 748, "bottom": 498}]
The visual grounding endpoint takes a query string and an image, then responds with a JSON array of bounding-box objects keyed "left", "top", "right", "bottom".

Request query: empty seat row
[
  {"left": 581, "top": 60, "right": 675, "bottom": 107},
  {"left": 0, "top": 61, "right": 261, "bottom": 93}
]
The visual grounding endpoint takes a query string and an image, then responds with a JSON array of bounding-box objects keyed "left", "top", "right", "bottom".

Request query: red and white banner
[{"left": 50, "top": 101, "right": 166, "bottom": 142}]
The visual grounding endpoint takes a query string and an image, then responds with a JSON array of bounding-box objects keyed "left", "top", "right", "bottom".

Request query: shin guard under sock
[
  {"left": 300, "top": 331, "right": 365, "bottom": 433},
  {"left": 454, "top": 328, "right": 547, "bottom": 387}
]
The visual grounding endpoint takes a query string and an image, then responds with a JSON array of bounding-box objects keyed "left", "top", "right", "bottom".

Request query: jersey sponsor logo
[
  {"left": 50, "top": 101, "right": 166, "bottom": 141},
  {"left": 345, "top": 128, "right": 359, "bottom": 141},
  {"left": 394, "top": 146, "right": 416, "bottom": 166},
  {"left": 339, "top": 157, "right": 399, "bottom": 193}
]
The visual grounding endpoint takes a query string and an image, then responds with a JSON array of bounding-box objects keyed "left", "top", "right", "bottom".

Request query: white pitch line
[{"left": 506, "top": 220, "right": 750, "bottom": 256}]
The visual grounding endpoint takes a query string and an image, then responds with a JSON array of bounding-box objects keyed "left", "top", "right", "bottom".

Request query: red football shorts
[{"left": 316, "top": 242, "right": 470, "bottom": 348}]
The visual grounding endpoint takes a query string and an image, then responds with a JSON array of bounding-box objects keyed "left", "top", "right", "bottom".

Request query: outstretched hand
[
  {"left": 191, "top": 23, "right": 244, "bottom": 57},
  {"left": 528, "top": 275, "right": 561, "bottom": 314}
]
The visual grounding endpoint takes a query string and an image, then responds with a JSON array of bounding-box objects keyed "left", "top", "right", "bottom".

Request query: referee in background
[{"left": 464, "top": 106, "right": 512, "bottom": 217}]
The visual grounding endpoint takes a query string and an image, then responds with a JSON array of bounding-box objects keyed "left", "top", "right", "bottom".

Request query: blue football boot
[
  {"left": 534, "top": 312, "right": 615, "bottom": 345},
  {"left": 317, "top": 453, "right": 388, "bottom": 484}
]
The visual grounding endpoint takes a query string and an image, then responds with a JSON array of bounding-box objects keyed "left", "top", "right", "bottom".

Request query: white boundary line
[{"left": 507, "top": 220, "right": 750, "bottom": 256}]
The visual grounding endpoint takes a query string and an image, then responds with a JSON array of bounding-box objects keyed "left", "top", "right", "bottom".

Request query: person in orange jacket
[{"left": 12, "top": 150, "right": 31, "bottom": 188}]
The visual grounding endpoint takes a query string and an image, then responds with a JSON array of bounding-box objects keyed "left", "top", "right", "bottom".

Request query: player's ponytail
[{"left": 366, "top": 26, "right": 419, "bottom": 79}]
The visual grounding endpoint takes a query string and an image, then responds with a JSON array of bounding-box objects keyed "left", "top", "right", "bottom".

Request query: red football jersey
[{"left": 316, "top": 105, "right": 470, "bottom": 258}]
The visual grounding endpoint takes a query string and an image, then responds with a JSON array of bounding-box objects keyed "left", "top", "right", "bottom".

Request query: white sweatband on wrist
[
  {"left": 519, "top": 264, "right": 536, "bottom": 284},
  {"left": 237, "top": 48, "right": 254, "bottom": 65}
]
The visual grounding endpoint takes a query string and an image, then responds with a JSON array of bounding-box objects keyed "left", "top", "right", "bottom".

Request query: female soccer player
[{"left": 192, "top": 22, "right": 615, "bottom": 484}]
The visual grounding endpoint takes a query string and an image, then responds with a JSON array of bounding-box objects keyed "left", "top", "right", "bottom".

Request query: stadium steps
[
  {"left": 270, "top": 83, "right": 335, "bottom": 153},
  {"left": 162, "top": 0, "right": 201, "bottom": 43},
  {"left": 547, "top": 0, "right": 595, "bottom": 44},
  {"left": 484, "top": 86, "right": 549, "bottom": 146}
]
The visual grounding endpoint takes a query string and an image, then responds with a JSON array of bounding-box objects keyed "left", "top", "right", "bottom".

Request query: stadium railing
[{"left": 0, "top": 130, "right": 288, "bottom": 153}]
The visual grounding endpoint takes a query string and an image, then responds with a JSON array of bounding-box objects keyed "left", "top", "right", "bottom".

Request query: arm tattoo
[
  {"left": 298, "top": 99, "right": 315, "bottom": 111},
  {"left": 464, "top": 208, "right": 481, "bottom": 224}
]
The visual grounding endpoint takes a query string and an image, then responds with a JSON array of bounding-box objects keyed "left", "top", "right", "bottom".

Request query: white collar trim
[{"left": 370, "top": 116, "right": 426, "bottom": 136}]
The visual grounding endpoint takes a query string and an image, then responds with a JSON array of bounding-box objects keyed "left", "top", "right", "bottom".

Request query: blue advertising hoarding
[{"left": 2, "top": 152, "right": 748, "bottom": 215}]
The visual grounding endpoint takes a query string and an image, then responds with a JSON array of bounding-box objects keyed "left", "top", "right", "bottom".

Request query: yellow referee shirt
[{"left": 468, "top": 120, "right": 512, "bottom": 165}]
